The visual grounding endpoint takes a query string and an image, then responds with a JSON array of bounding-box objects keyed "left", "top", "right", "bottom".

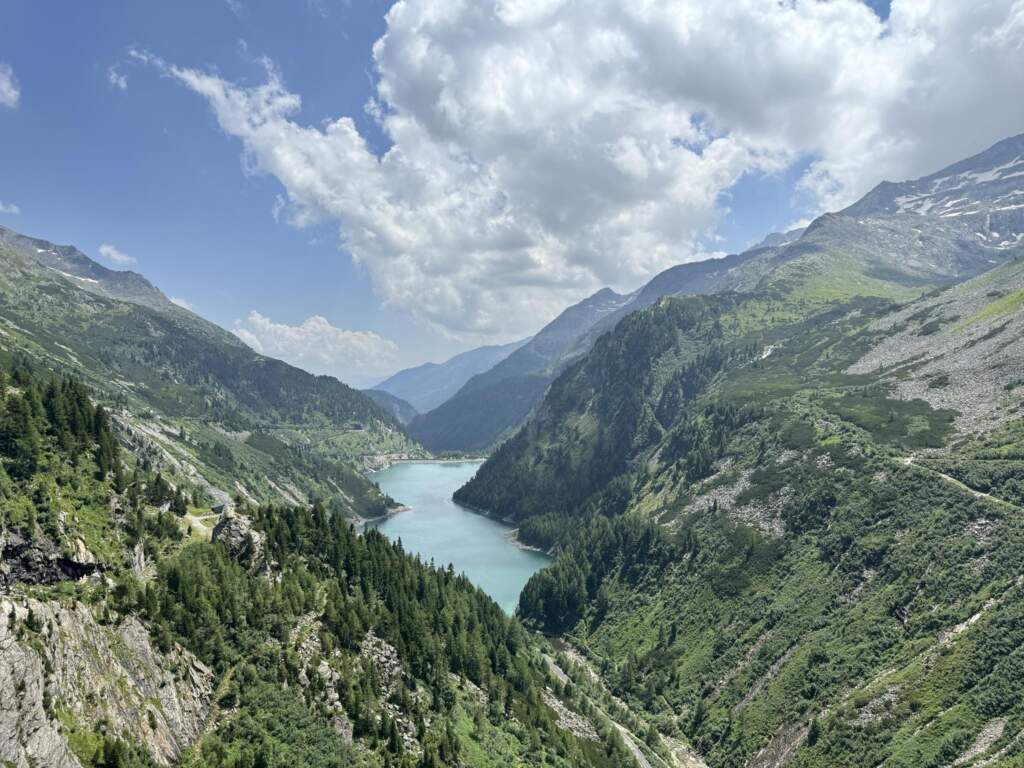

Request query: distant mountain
[
  {"left": 0, "top": 226, "right": 423, "bottom": 517},
  {"left": 409, "top": 134, "right": 1024, "bottom": 454},
  {"left": 363, "top": 388, "right": 418, "bottom": 425},
  {"left": 373, "top": 339, "right": 526, "bottom": 412},
  {"left": 409, "top": 288, "right": 633, "bottom": 452}
]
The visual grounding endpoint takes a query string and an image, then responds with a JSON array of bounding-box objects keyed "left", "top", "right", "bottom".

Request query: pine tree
[{"left": 0, "top": 393, "right": 42, "bottom": 480}]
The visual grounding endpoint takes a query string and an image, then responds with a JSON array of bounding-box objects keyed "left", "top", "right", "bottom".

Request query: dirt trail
[{"left": 899, "top": 456, "right": 1020, "bottom": 509}]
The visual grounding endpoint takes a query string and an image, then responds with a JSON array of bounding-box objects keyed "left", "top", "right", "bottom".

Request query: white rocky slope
[{"left": 848, "top": 257, "right": 1024, "bottom": 434}]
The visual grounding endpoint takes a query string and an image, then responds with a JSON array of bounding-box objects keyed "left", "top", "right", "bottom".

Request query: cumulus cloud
[
  {"left": 169, "top": 296, "right": 195, "bottom": 310},
  {"left": 0, "top": 62, "right": 19, "bottom": 108},
  {"left": 233, "top": 310, "right": 400, "bottom": 385},
  {"left": 108, "top": 66, "right": 128, "bottom": 91},
  {"left": 143, "top": 0, "right": 1024, "bottom": 339},
  {"left": 0, "top": 201, "right": 19, "bottom": 215},
  {"left": 98, "top": 243, "right": 136, "bottom": 265}
]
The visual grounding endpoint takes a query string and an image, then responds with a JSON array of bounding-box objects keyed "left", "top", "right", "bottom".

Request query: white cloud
[
  {"left": 0, "top": 62, "right": 19, "bottom": 108},
  {"left": 0, "top": 201, "right": 19, "bottom": 215},
  {"left": 169, "top": 296, "right": 195, "bottom": 310},
  {"left": 98, "top": 243, "right": 136, "bottom": 265},
  {"left": 108, "top": 66, "right": 128, "bottom": 91},
  {"left": 144, "top": 0, "right": 1024, "bottom": 340},
  {"left": 233, "top": 310, "right": 399, "bottom": 385}
]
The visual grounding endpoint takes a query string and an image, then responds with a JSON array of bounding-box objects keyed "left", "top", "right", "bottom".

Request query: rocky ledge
[{"left": 0, "top": 531, "right": 101, "bottom": 589}]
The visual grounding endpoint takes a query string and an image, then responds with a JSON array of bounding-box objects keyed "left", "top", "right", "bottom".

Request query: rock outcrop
[
  {"left": 211, "top": 511, "right": 266, "bottom": 567},
  {"left": 0, "top": 597, "right": 213, "bottom": 767},
  {"left": 0, "top": 531, "right": 100, "bottom": 589}
]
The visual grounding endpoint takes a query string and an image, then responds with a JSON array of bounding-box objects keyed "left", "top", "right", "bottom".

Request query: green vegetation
[
  {"left": 0, "top": 360, "right": 639, "bottom": 768},
  {"left": 0, "top": 238, "right": 424, "bottom": 520},
  {"left": 459, "top": 279, "right": 1024, "bottom": 767}
]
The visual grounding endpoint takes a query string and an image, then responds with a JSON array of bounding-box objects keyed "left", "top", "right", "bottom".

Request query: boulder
[{"left": 211, "top": 511, "right": 266, "bottom": 566}]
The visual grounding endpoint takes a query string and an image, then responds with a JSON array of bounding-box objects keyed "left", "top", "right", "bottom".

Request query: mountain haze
[{"left": 374, "top": 338, "right": 527, "bottom": 413}]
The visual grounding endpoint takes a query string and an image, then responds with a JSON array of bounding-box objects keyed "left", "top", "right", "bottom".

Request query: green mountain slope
[
  {"left": 409, "top": 289, "right": 631, "bottom": 452},
  {"left": 0, "top": 227, "right": 423, "bottom": 519},
  {"left": 0, "top": 363, "right": 645, "bottom": 768},
  {"left": 364, "top": 388, "right": 419, "bottom": 425},
  {"left": 458, "top": 266, "right": 1024, "bottom": 765},
  {"left": 455, "top": 134, "right": 1024, "bottom": 766}
]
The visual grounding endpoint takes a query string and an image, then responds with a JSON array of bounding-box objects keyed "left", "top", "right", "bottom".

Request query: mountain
[
  {"left": 0, "top": 225, "right": 424, "bottom": 518},
  {"left": 363, "top": 388, "right": 418, "bottom": 425},
  {"left": 0, "top": 363, "right": 630, "bottom": 768},
  {"left": 0, "top": 226, "right": 180, "bottom": 313},
  {"left": 409, "top": 288, "right": 634, "bottom": 452},
  {"left": 410, "top": 135, "right": 1024, "bottom": 455},
  {"left": 373, "top": 339, "right": 527, "bottom": 413},
  {"left": 456, "top": 135, "right": 1024, "bottom": 767}
]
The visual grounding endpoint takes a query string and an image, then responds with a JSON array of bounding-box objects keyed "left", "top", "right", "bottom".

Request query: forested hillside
[{"left": 0, "top": 361, "right": 654, "bottom": 767}]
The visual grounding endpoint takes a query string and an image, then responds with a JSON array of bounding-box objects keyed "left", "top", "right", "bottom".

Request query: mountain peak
[
  {"left": 0, "top": 225, "right": 175, "bottom": 312},
  {"left": 842, "top": 133, "right": 1024, "bottom": 222}
]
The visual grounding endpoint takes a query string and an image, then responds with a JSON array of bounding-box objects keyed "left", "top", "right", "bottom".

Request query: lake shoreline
[
  {"left": 371, "top": 460, "right": 550, "bottom": 614},
  {"left": 504, "top": 528, "right": 551, "bottom": 555},
  {"left": 454, "top": 498, "right": 555, "bottom": 557}
]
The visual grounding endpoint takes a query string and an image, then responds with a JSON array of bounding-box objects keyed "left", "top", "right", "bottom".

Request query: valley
[{"left": 3, "top": 65, "right": 1024, "bottom": 768}]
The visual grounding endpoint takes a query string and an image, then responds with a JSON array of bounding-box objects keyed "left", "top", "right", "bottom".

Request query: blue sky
[
  {"left": 0, "top": 0, "right": 1020, "bottom": 387},
  {"left": 0, "top": 0, "right": 433, "bottom": 384}
]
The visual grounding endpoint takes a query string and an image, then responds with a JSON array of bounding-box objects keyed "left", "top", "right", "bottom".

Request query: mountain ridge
[
  {"left": 0, "top": 225, "right": 423, "bottom": 518},
  {"left": 411, "top": 133, "right": 1024, "bottom": 455},
  {"left": 453, "top": 133, "right": 1024, "bottom": 768}
]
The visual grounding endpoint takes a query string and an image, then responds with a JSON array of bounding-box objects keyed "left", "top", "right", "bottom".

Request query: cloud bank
[
  {"left": 145, "top": 0, "right": 1024, "bottom": 340},
  {"left": 233, "top": 311, "right": 400, "bottom": 386}
]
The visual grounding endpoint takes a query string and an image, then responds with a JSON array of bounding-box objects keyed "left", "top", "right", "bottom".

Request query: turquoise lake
[{"left": 369, "top": 461, "right": 551, "bottom": 614}]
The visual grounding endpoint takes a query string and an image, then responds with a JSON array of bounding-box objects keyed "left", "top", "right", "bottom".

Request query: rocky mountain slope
[
  {"left": 411, "top": 135, "right": 1024, "bottom": 456},
  {"left": 457, "top": 135, "right": 1024, "bottom": 767},
  {"left": 0, "top": 227, "right": 424, "bottom": 519}
]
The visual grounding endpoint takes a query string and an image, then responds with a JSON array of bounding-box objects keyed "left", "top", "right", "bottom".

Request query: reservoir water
[{"left": 369, "top": 461, "right": 551, "bottom": 613}]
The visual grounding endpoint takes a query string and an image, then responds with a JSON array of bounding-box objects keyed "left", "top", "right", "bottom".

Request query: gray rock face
[
  {"left": 0, "top": 609, "right": 79, "bottom": 768},
  {"left": 0, "top": 531, "right": 100, "bottom": 589},
  {"left": 0, "top": 597, "right": 213, "bottom": 767},
  {"left": 211, "top": 511, "right": 266, "bottom": 566}
]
